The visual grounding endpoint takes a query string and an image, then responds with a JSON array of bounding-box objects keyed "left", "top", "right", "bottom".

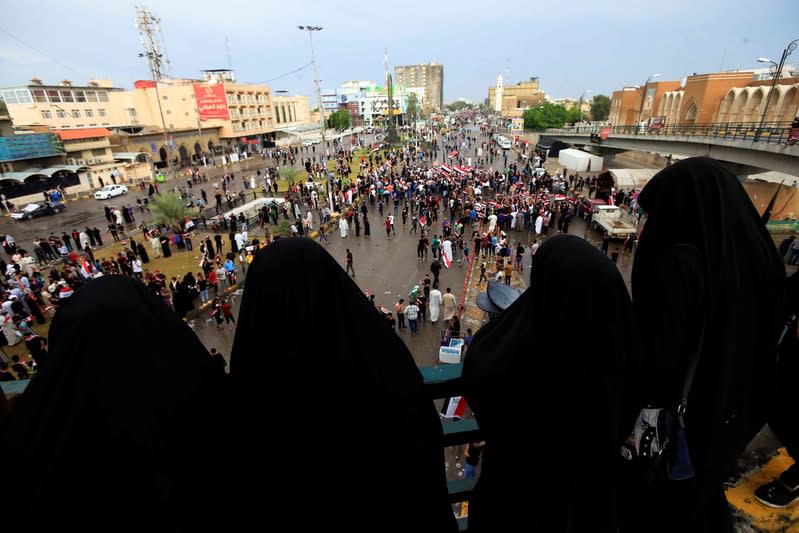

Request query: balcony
[
  {"left": 0, "top": 133, "right": 65, "bottom": 162},
  {"left": 420, "top": 362, "right": 479, "bottom": 531}
]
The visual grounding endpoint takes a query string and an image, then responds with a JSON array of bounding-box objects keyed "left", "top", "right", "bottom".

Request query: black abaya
[
  {"left": 0, "top": 276, "right": 230, "bottom": 531},
  {"left": 136, "top": 243, "right": 150, "bottom": 263},
  {"left": 160, "top": 236, "right": 172, "bottom": 258},
  {"left": 626, "top": 157, "right": 784, "bottom": 533},
  {"left": 229, "top": 239, "right": 456, "bottom": 532},
  {"left": 462, "top": 235, "right": 634, "bottom": 533}
]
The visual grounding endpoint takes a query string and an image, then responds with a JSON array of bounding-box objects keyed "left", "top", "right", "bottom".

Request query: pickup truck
[{"left": 590, "top": 205, "right": 637, "bottom": 239}]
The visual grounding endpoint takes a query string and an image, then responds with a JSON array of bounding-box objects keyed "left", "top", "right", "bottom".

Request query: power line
[
  {"left": 256, "top": 63, "right": 312, "bottom": 84},
  {"left": 0, "top": 26, "right": 76, "bottom": 73}
]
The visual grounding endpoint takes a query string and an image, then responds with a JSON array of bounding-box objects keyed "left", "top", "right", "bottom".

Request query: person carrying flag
[{"left": 440, "top": 237, "right": 453, "bottom": 269}]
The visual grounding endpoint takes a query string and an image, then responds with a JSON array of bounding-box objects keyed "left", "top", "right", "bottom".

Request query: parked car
[
  {"left": 94, "top": 184, "right": 128, "bottom": 200},
  {"left": 11, "top": 201, "right": 66, "bottom": 221}
]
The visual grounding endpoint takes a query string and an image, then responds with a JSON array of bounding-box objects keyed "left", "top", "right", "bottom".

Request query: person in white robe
[
  {"left": 339, "top": 217, "right": 349, "bottom": 238},
  {"left": 429, "top": 287, "right": 443, "bottom": 323},
  {"left": 535, "top": 214, "right": 544, "bottom": 237},
  {"left": 441, "top": 238, "right": 454, "bottom": 268},
  {"left": 487, "top": 213, "right": 497, "bottom": 234}
]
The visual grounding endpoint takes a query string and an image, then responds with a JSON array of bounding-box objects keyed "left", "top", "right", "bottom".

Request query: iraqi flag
[
  {"left": 440, "top": 396, "right": 466, "bottom": 419},
  {"left": 80, "top": 258, "right": 93, "bottom": 279},
  {"left": 441, "top": 239, "right": 453, "bottom": 269}
]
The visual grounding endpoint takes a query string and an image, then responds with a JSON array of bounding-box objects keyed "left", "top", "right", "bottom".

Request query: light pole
[
  {"left": 298, "top": 25, "right": 330, "bottom": 200},
  {"left": 636, "top": 73, "right": 661, "bottom": 128},
  {"left": 755, "top": 38, "right": 799, "bottom": 141},
  {"left": 578, "top": 89, "right": 591, "bottom": 124}
]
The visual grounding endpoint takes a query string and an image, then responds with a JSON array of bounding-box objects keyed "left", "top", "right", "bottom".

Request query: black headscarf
[
  {"left": 462, "top": 235, "right": 634, "bottom": 533},
  {"left": 0, "top": 275, "right": 229, "bottom": 531},
  {"left": 628, "top": 157, "right": 784, "bottom": 531},
  {"left": 229, "top": 238, "right": 456, "bottom": 532}
]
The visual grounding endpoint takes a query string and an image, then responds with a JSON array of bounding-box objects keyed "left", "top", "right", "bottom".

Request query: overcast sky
[{"left": 1, "top": 0, "right": 796, "bottom": 103}]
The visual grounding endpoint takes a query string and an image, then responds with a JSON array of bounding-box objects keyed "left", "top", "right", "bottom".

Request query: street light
[
  {"left": 578, "top": 89, "right": 592, "bottom": 123},
  {"left": 755, "top": 39, "right": 799, "bottom": 141},
  {"left": 297, "top": 25, "right": 329, "bottom": 199},
  {"left": 636, "top": 73, "right": 661, "bottom": 127}
]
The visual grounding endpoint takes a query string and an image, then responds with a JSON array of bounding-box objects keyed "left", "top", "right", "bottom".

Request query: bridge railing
[{"left": 543, "top": 121, "right": 795, "bottom": 144}]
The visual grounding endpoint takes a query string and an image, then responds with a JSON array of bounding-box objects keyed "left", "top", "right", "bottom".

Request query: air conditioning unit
[
  {"left": 67, "top": 158, "right": 77, "bottom": 165},
  {"left": 77, "top": 159, "right": 86, "bottom": 165},
  {"left": 86, "top": 159, "right": 95, "bottom": 165}
]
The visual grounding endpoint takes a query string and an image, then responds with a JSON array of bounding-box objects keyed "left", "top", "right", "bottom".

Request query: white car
[{"left": 94, "top": 184, "right": 128, "bottom": 200}]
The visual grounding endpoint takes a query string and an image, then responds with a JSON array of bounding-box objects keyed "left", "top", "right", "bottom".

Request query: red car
[{"left": 578, "top": 198, "right": 608, "bottom": 219}]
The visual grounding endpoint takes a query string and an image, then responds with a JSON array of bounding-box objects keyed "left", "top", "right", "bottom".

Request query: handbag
[{"left": 621, "top": 324, "right": 704, "bottom": 485}]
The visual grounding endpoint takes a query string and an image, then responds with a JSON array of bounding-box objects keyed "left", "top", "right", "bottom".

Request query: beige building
[
  {"left": 395, "top": 62, "right": 444, "bottom": 110},
  {"left": 488, "top": 77, "right": 546, "bottom": 118},
  {"left": 2, "top": 72, "right": 312, "bottom": 169},
  {"left": 1, "top": 78, "right": 123, "bottom": 129}
]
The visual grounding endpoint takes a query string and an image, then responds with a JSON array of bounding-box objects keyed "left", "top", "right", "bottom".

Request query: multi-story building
[
  {"left": 2, "top": 71, "right": 312, "bottom": 171},
  {"left": 609, "top": 87, "right": 643, "bottom": 126},
  {"left": 395, "top": 62, "right": 443, "bottom": 110},
  {"left": 0, "top": 78, "right": 123, "bottom": 129},
  {"left": 488, "top": 77, "right": 546, "bottom": 118}
]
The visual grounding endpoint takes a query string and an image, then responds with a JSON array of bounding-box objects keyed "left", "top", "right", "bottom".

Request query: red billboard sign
[{"left": 194, "top": 84, "right": 229, "bottom": 121}]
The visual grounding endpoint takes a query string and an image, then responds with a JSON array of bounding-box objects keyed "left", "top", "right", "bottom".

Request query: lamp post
[
  {"left": 755, "top": 38, "right": 799, "bottom": 141},
  {"left": 297, "top": 25, "right": 329, "bottom": 199},
  {"left": 578, "top": 89, "right": 591, "bottom": 124},
  {"left": 636, "top": 73, "right": 661, "bottom": 129}
]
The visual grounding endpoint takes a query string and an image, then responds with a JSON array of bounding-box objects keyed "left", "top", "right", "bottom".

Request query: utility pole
[
  {"left": 136, "top": 4, "right": 174, "bottom": 179},
  {"left": 298, "top": 25, "right": 329, "bottom": 199}
]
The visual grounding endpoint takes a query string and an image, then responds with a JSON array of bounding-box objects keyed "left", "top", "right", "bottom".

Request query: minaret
[{"left": 494, "top": 74, "right": 504, "bottom": 114}]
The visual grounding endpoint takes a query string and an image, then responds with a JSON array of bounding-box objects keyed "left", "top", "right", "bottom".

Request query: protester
[
  {"left": 0, "top": 276, "right": 230, "bottom": 531},
  {"left": 462, "top": 235, "right": 635, "bottom": 532},
  {"left": 624, "top": 157, "right": 784, "bottom": 533},
  {"left": 228, "top": 239, "right": 456, "bottom": 532}
]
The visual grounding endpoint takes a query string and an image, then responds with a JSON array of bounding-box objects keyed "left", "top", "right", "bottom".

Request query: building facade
[
  {"left": 2, "top": 72, "right": 312, "bottom": 171},
  {"left": 1, "top": 78, "right": 123, "bottom": 129},
  {"left": 488, "top": 77, "right": 546, "bottom": 118},
  {"left": 395, "top": 62, "right": 443, "bottom": 110},
  {"left": 608, "top": 70, "right": 797, "bottom": 128}
]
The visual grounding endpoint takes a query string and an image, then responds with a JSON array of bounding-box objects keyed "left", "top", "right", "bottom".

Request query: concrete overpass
[{"left": 543, "top": 122, "right": 799, "bottom": 177}]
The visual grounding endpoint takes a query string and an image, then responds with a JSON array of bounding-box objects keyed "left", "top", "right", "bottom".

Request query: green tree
[
  {"left": 0, "top": 100, "right": 7, "bottom": 115},
  {"left": 590, "top": 95, "right": 611, "bottom": 121},
  {"left": 405, "top": 93, "right": 419, "bottom": 122},
  {"left": 446, "top": 100, "right": 471, "bottom": 112},
  {"left": 566, "top": 106, "right": 582, "bottom": 124},
  {"left": 150, "top": 191, "right": 189, "bottom": 229},
  {"left": 523, "top": 103, "right": 571, "bottom": 129},
  {"left": 327, "top": 109, "right": 351, "bottom": 130},
  {"left": 279, "top": 166, "right": 303, "bottom": 188}
]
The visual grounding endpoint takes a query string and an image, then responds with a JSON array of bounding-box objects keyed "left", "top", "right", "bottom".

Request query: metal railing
[{"left": 543, "top": 121, "right": 796, "bottom": 145}]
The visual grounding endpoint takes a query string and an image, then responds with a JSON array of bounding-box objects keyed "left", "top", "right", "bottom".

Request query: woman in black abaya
[
  {"left": 625, "top": 157, "right": 784, "bottom": 533},
  {"left": 160, "top": 233, "right": 172, "bottom": 258},
  {"left": 461, "top": 234, "right": 634, "bottom": 533},
  {"left": 229, "top": 238, "right": 456, "bottom": 532},
  {"left": 0, "top": 276, "right": 229, "bottom": 531}
]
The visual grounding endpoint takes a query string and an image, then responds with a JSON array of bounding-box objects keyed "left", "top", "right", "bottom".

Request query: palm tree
[
  {"left": 150, "top": 191, "right": 189, "bottom": 230},
  {"left": 279, "top": 166, "right": 303, "bottom": 188}
]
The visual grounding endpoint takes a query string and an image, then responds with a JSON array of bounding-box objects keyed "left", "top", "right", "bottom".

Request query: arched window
[
  {"left": 684, "top": 102, "right": 698, "bottom": 124},
  {"left": 194, "top": 142, "right": 202, "bottom": 155},
  {"left": 159, "top": 146, "right": 168, "bottom": 162}
]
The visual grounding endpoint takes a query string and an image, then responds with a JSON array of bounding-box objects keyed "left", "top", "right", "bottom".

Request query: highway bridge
[{"left": 542, "top": 121, "right": 799, "bottom": 177}]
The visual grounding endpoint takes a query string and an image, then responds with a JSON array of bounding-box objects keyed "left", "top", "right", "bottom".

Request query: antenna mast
[{"left": 135, "top": 4, "right": 169, "bottom": 80}]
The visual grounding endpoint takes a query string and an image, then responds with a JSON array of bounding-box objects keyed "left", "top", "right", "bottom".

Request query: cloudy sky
[{"left": 1, "top": 0, "right": 796, "bottom": 103}]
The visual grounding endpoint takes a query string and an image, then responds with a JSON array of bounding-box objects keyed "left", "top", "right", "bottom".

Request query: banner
[{"left": 194, "top": 84, "right": 229, "bottom": 121}]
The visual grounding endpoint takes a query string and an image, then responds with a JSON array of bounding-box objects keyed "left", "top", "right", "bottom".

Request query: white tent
[
  {"left": 558, "top": 148, "right": 603, "bottom": 172},
  {"left": 608, "top": 168, "right": 660, "bottom": 191}
]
